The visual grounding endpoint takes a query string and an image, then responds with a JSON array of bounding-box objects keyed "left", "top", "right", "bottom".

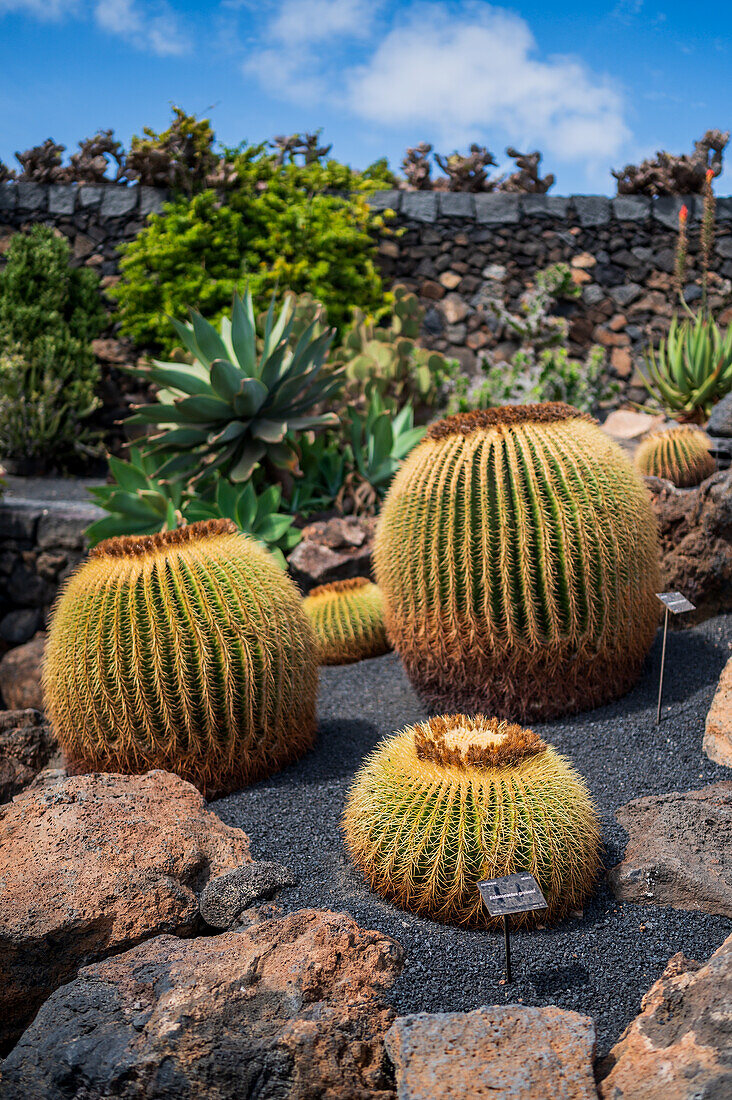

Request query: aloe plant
[
  {"left": 127, "top": 289, "right": 342, "bottom": 483},
  {"left": 642, "top": 313, "right": 732, "bottom": 420},
  {"left": 183, "top": 477, "right": 300, "bottom": 568}
]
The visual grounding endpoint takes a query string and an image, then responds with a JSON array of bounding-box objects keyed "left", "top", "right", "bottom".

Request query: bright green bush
[
  {"left": 0, "top": 227, "right": 105, "bottom": 470},
  {"left": 111, "top": 146, "right": 389, "bottom": 353}
]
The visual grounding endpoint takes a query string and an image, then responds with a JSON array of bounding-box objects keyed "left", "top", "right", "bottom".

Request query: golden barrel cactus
[
  {"left": 343, "top": 714, "right": 602, "bottom": 928},
  {"left": 375, "top": 403, "right": 660, "bottom": 720},
  {"left": 43, "top": 519, "right": 318, "bottom": 795},
  {"left": 303, "top": 577, "right": 390, "bottom": 665},
  {"left": 635, "top": 426, "right": 715, "bottom": 487}
]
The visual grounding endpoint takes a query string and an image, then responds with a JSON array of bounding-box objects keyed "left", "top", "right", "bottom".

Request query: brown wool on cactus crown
[
  {"left": 426, "top": 403, "right": 594, "bottom": 441},
  {"left": 308, "top": 576, "right": 372, "bottom": 598},
  {"left": 90, "top": 518, "right": 239, "bottom": 559},
  {"left": 414, "top": 714, "right": 547, "bottom": 770}
]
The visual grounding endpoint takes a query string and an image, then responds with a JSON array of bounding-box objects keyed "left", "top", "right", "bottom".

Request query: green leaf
[
  {"left": 210, "top": 358, "right": 245, "bottom": 403},
  {"left": 231, "top": 292, "right": 256, "bottom": 375},
  {"left": 107, "top": 456, "right": 150, "bottom": 493},
  {"left": 232, "top": 378, "right": 268, "bottom": 417},
  {"left": 229, "top": 441, "right": 265, "bottom": 481},
  {"left": 256, "top": 514, "right": 293, "bottom": 542},
  {"left": 252, "top": 419, "right": 287, "bottom": 443},
  {"left": 190, "top": 310, "right": 230, "bottom": 365}
]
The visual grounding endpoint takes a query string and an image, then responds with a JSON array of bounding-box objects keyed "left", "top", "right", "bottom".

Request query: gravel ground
[{"left": 214, "top": 614, "right": 732, "bottom": 1055}]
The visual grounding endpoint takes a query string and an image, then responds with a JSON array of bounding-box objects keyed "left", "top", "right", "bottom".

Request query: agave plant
[
  {"left": 86, "top": 448, "right": 300, "bottom": 565},
  {"left": 127, "top": 289, "right": 342, "bottom": 483},
  {"left": 642, "top": 313, "right": 732, "bottom": 420}
]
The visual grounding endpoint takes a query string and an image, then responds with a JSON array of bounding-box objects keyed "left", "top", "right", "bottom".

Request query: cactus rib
[{"left": 634, "top": 426, "right": 715, "bottom": 487}]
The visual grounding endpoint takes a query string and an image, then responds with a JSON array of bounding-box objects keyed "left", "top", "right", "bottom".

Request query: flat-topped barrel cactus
[
  {"left": 635, "top": 426, "right": 715, "bottom": 487},
  {"left": 43, "top": 519, "right": 318, "bottom": 795},
  {"left": 343, "top": 714, "right": 602, "bottom": 928},
  {"left": 374, "top": 403, "right": 660, "bottom": 720},
  {"left": 303, "top": 578, "right": 390, "bottom": 665}
]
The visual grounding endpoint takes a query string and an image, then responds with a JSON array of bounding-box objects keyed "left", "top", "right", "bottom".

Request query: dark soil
[{"left": 213, "top": 614, "right": 732, "bottom": 1056}]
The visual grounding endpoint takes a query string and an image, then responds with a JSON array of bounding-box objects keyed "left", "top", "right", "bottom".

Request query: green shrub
[
  {"left": 0, "top": 225, "right": 105, "bottom": 345},
  {"left": 0, "top": 347, "right": 100, "bottom": 471},
  {"left": 0, "top": 227, "right": 105, "bottom": 470},
  {"left": 111, "top": 147, "right": 389, "bottom": 353}
]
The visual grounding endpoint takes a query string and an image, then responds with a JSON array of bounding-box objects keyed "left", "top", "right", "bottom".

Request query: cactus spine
[
  {"left": 374, "top": 404, "right": 660, "bottom": 720},
  {"left": 635, "top": 426, "right": 715, "bottom": 487},
  {"left": 303, "top": 577, "right": 390, "bottom": 665},
  {"left": 43, "top": 519, "right": 318, "bottom": 795},
  {"left": 343, "top": 714, "right": 602, "bottom": 928}
]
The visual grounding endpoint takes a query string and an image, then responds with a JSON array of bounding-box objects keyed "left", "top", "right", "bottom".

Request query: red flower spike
[{"left": 679, "top": 204, "right": 689, "bottom": 224}]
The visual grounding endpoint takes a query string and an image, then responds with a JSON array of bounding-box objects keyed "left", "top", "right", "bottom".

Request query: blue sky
[{"left": 1, "top": 0, "right": 730, "bottom": 194}]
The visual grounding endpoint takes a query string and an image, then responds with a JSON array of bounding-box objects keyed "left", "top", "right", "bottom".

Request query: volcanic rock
[
  {"left": 0, "top": 909, "right": 404, "bottom": 1098},
  {"left": 609, "top": 783, "right": 732, "bottom": 916},
  {"left": 704, "top": 655, "right": 732, "bottom": 767},
  {"left": 385, "top": 1005, "right": 597, "bottom": 1100},
  {"left": 645, "top": 470, "right": 732, "bottom": 622},
  {"left": 0, "top": 631, "right": 45, "bottom": 711},
  {"left": 598, "top": 934, "right": 732, "bottom": 1099},
  {"left": 0, "top": 709, "right": 57, "bottom": 803},
  {"left": 0, "top": 769, "right": 251, "bottom": 1050},
  {"left": 288, "top": 516, "right": 376, "bottom": 593},
  {"left": 199, "top": 861, "right": 298, "bottom": 929}
]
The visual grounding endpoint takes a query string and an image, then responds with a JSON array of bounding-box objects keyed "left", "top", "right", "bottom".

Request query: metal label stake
[
  {"left": 478, "top": 872, "right": 548, "bottom": 983},
  {"left": 655, "top": 592, "right": 695, "bottom": 725}
]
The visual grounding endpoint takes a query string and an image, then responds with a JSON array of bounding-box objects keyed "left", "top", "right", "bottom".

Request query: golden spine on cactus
[
  {"left": 303, "top": 577, "right": 390, "bottom": 665},
  {"left": 634, "top": 426, "right": 715, "bottom": 487},
  {"left": 42, "top": 519, "right": 318, "bottom": 796},
  {"left": 343, "top": 714, "right": 602, "bottom": 928},
  {"left": 374, "top": 403, "right": 661, "bottom": 720}
]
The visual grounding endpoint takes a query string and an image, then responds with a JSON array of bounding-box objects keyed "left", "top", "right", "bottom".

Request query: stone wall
[
  {"left": 0, "top": 497, "right": 102, "bottom": 650},
  {"left": 369, "top": 190, "right": 732, "bottom": 403},
  {"left": 0, "top": 181, "right": 167, "bottom": 287},
  {"left": 2, "top": 182, "right": 731, "bottom": 404}
]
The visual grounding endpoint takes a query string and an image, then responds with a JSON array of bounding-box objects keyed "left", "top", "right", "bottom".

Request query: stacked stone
[
  {"left": 0, "top": 498, "right": 102, "bottom": 649},
  {"left": 370, "top": 191, "right": 732, "bottom": 405},
  {"left": 0, "top": 181, "right": 167, "bottom": 285}
]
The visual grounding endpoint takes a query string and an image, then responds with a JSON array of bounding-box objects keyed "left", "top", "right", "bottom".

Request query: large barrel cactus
[
  {"left": 43, "top": 519, "right": 318, "bottom": 795},
  {"left": 635, "top": 426, "right": 715, "bottom": 487},
  {"left": 343, "top": 714, "right": 602, "bottom": 928},
  {"left": 375, "top": 403, "right": 660, "bottom": 720},
  {"left": 303, "top": 578, "right": 390, "bottom": 665}
]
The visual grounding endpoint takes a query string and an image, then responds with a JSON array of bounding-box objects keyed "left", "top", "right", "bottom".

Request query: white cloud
[
  {"left": 0, "top": 0, "right": 189, "bottom": 55},
  {"left": 348, "top": 5, "right": 628, "bottom": 161},
  {"left": 244, "top": 0, "right": 628, "bottom": 164},
  {"left": 93, "top": 0, "right": 189, "bottom": 56},
  {"left": 0, "top": 0, "right": 80, "bottom": 18},
  {"left": 242, "top": 0, "right": 377, "bottom": 103}
]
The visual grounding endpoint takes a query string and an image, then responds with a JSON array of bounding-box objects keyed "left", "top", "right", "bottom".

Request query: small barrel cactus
[
  {"left": 374, "top": 403, "right": 660, "bottom": 720},
  {"left": 303, "top": 578, "right": 390, "bottom": 665},
  {"left": 343, "top": 714, "right": 602, "bottom": 928},
  {"left": 635, "top": 426, "right": 715, "bottom": 487},
  {"left": 43, "top": 519, "right": 318, "bottom": 795}
]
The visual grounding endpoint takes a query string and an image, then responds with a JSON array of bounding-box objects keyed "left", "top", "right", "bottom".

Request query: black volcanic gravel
[{"left": 213, "top": 614, "right": 732, "bottom": 1056}]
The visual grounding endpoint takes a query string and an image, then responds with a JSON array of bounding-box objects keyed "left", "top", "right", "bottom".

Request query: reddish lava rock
[
  {"left": 0, "top": 769, "right": 251, "bottom": 1051},
  {"left": 598, "top": 934, "right": 732, "bottom": 1099},
  {"left": 0, "top": 909, "right": 404, "bottom": 1099}
]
